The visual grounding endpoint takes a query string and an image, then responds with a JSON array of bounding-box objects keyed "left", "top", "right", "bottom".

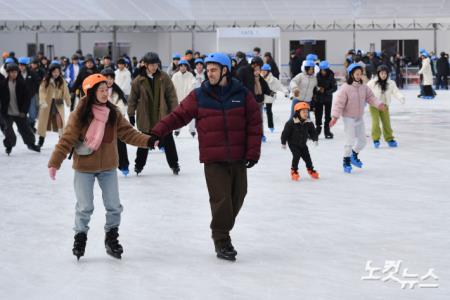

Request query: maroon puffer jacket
[{"left": 151, "top": 78, "right": 262, "bottom": 163}]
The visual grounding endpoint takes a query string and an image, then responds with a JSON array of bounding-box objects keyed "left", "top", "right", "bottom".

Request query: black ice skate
[
  {"left": 73, "top": 232, "right": 87, "bottom": 260},
  {"left": 105, "top": 228, "right": 123, "bottom": 259}
]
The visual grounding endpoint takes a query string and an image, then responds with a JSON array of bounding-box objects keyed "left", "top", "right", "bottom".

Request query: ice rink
[{"left": 0, "top": 89, "right": 449, "bottom": 299}]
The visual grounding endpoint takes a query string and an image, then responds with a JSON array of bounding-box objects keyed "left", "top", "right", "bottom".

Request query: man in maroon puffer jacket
[{"left": 149, "top": 53, "right": 262, "bottom": 261}]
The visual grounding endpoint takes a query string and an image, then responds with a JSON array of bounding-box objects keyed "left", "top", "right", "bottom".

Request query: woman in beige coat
[{"left": 37, "top": 62, "right": 71, "bottom": 147}]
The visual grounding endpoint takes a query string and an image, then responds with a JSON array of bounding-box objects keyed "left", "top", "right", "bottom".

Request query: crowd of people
[{"left": 0, "top": 44, "right": 444, "bottom": 262}]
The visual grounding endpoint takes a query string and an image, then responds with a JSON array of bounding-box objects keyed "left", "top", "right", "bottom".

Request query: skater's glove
[
  {"left": 48, "top": 167, "right": 57, "bottom": 181},
  {"left": 129, "top": 115, "right": 136, "bottom": 126},
  {"left": 281, "top": 144, "right": 287, "bottom": 150},
  {"left": 147, "top": 135, "right": 160, "bottom": 150},
  {"left": 246, "top": 160, "right": 258, "bottom": 169}
]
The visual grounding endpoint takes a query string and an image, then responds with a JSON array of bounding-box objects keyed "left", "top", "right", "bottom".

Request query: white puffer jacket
[
  {"left": 418, "top": 57, "right": 434, "bottom": 86},
  {"left": 263, "top": 73, "right": 287, "bottom": 104},
  {"left": 109, "top": 90, "right": 127, "bottom": 116},
  {"left": 367, "top": 78, "right": 405, "bottom": 105},
  {"left": 172, "top": 71, "right": 195, "bottom": 102},
  {"left": 289, "top": 73, "right": 318, "bottom": 102},
  {"left": 115, "top": 68, "right": 132, "bottom": 95}
]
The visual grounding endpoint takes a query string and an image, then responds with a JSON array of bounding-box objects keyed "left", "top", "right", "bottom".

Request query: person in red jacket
[{"left": 149, "top": 53, "right": 262, "bottom": 262}]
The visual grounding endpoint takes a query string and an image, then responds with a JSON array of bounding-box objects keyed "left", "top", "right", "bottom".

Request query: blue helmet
[
  {"left": 204, "top": 52, "right": 231, "bottom": 71},
  {"left": 18, "top": 57, "right": 30, "bottom": 65},
  {"left": 178, "top": 59, "right": 189, "bottom": 66},
  {"left": 304, "top": 60, "right": 316, "bottom": 68},
  {"left": 261, "top": 63, "right": 271, "bottom": 71},
  {"left": 319, "top": 61, "right": 330, "bottom": 70},
  {"left": 347, "top": 63, "right": 363, "bottom": 74},
  {"left": 419, "top": 48, "right": 426, "bottom": 53},
  {"left": 50, "top": 60, "right": 60, "bottom": 65},
  {"left": 172, "top": 53, "right": 181, "bottom": 60},
  {"left": 421, "top": 51, "right": 429, "bottom": 58},
  {"left": 5, "top": 57, "right": 14, "bottom": 64},
  {"left": 306, "top": 54, "right": 317, "bottom": 61},
  {"left": 195, "top": 58, "right": 204, "bottom": 65}
]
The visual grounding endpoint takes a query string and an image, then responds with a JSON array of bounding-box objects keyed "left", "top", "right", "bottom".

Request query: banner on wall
[{"left": 217, "top": 27, "right": 281, "bottom": 39}]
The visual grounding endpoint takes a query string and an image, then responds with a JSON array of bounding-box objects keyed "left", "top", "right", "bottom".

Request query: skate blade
[
  {"left": 107, "top": 251, "right": 122, "bottom": 259},
  {"left": 216, "top": 254, "right": 236, "bottom": 261}
]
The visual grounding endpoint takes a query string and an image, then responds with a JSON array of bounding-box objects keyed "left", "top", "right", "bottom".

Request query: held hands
[
  {"left": 329, "top": 118, "right": 338, "bottom": 128},
  {"left": 147, "top": 135, "right": 160, "bottom": 150},
  {"left": 49, "top": 167, "right": 57, "bottom": 180},
  {"left": 293, "top": 88, "right": 300, "bottom": 97}
]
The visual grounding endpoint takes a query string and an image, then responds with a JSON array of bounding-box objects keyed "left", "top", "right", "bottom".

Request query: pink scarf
[{"left": 84, "top": 104, "right": 110, "bottom": 151}]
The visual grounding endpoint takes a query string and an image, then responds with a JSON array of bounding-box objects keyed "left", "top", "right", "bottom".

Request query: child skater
[
  {"left": 367, "top": 65, "right": 405, "bottom": 148},
  {"left": 330, "top": 63, "right": 386, "bottom": 173},
  {"left": 47, "top": 74, "right": 152, "bottom": 260},
  {"left": 281, "top": 102, "right": 319, "bottom": 181}
]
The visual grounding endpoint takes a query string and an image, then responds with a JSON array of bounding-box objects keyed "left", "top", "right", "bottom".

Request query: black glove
[
  {"left": 129, "top": 115, "right": 135, "bottom": 126},
  {"left": 246, "top": 160, "right": 258, "bottom": 169},
  {"left": 147, "top": 135, "right": 160, "bottom": 150}
]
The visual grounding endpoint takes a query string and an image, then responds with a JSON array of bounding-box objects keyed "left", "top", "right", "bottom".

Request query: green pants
[{"left": 370, "top": 105, "right": 394, "bottom": 142}]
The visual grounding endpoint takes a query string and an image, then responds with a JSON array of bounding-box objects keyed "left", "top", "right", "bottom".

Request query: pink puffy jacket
[{"left": 331, "top": 82, "right": 382, "bottom": 119}]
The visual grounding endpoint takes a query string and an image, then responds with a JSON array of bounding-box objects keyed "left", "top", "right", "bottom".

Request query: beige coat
[{"left": 37, "top": 78, "right": 71, "bottom": 137}]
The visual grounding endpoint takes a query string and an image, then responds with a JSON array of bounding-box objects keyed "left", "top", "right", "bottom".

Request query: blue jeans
[
  {"left": 27, "top": 94, "right": 38, "bottom": 125},
  {"left": 73, "top": 169, "right": 123, "bottom": 233}
]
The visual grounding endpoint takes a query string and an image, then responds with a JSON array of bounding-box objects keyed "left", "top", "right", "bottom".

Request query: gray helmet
[
  {"left": 142, "top": 52, "right": 160, "bottom": 64},
  {"left": 376, "top": 64, "right": 390, "bottom": 74},
  {"left": 6, "top": 63, "right": 19, "bottom": 72}
]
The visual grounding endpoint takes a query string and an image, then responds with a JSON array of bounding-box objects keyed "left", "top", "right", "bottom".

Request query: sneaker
[{"left": 373, "top": 140, "right": 380, "bottom": 148}]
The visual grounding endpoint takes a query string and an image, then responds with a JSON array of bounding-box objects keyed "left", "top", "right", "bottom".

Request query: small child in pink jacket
[{"left": 330, "top": 63, "right": 386, "bottom": 173}]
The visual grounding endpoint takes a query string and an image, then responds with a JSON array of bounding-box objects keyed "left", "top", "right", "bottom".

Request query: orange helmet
[
  {"left": 82, "top": 74, "right": 107, "bottom": 95},
  {"left": 294, "top": 102, "right": 310, "bottom": 112},
  {"left": 2, "top": 52, "right": 9, "bottom": 59}
]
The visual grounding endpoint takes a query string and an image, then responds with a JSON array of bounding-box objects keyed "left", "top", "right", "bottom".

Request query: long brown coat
[
  {"left": 127, "top": 70, "right": 178, "bottom": 133},
  {"left": 48, "top": 98, "right": 150, "bottom": 173},
  {"left": 37, "top": 79, "right": 71, "bottom": 137}
]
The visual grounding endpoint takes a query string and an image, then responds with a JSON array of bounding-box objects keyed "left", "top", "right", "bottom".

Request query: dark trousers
[
  {"left": 204, "top": 161, "right": 247, "bottom": 243},
  {"left": 314, "top": 100, "right": 332, "bottom": 128},
  {"left": 423, "top": 85, "right": 435, "bottom": 97},
  {"left": 135, "top": 132, "right": 179, "bottom": 170},
  {"left": 395, "top": 72, "right": 404, "bottom": 89},
  {"left": 117, "top": 139, "right": 129, "bottom": 170},
  {"left": 435, "top": 74, "right": 448, "bottom": 90},
  {"left": 265, "top": 103, "right": 274, "bottom": 129},
  {"left": 3, "top": 115, "right": 36, "bottom": 149},
  {"left": 289, "top": 145, "right": 313, "bottom": 170}
]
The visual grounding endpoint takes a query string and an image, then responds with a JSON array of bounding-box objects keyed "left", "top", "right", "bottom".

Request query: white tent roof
[{"left": 0, "top": 0, "right": 449, "bottom": 23}]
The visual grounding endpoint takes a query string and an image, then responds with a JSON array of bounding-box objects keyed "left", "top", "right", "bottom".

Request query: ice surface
[{"left": 0, "top": 89, "right": 449, "bottom": 299}]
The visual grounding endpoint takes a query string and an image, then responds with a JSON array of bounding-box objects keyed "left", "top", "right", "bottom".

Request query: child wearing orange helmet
[
  {"left": 47, "top": 74, "right": 153, "bottom": 261},
  {"left": 281, "top": 101, "right": 319, "bottom": 181}
]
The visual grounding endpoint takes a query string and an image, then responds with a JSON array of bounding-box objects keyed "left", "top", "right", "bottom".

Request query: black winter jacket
[
  {"left": 281, "top": 118, "right": 317, "bottom": 147},
  {"left": 316, "top": 70, "right": 337, "bottom": 103},
  {"left": 0, "top": 76, "right": 31, "bottom": 116},
  {"left": 237, "top": 65, "right": 273, "bottom": 103}
]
